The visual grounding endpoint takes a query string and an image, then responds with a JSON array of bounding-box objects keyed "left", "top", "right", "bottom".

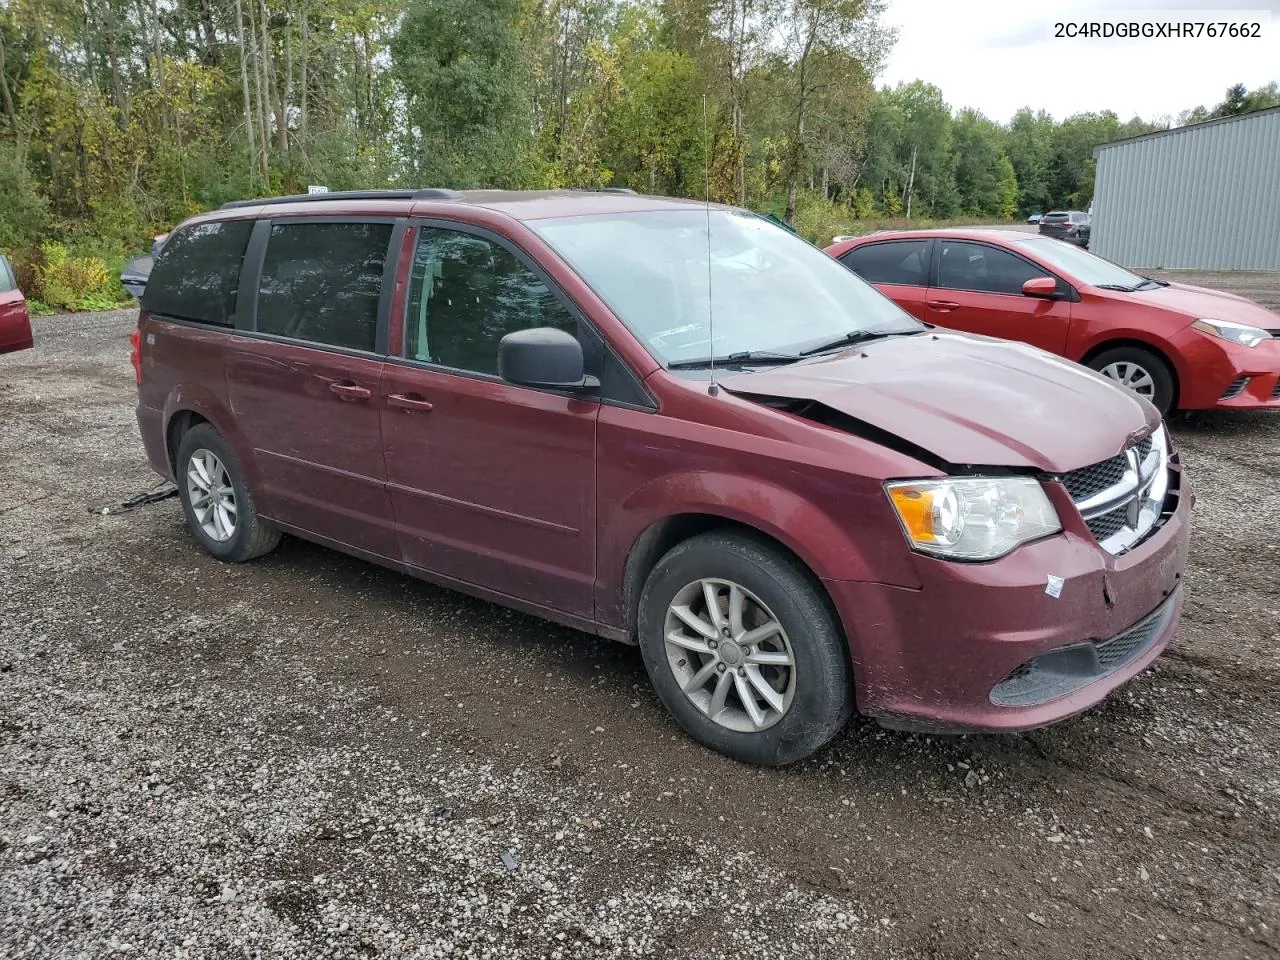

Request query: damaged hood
[{"left": 720, "top": 332, "right": 1159, "bottom": 473}]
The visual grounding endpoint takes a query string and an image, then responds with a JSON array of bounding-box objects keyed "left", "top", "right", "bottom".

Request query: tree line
[{"left": 1, "top": 0, "right": 1276, "bottom": 303}]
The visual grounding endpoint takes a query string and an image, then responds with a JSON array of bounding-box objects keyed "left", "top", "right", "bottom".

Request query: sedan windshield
[
  {"left": 530, "top": 209, "right": 922, "bottom": 366},
  {"left": 1009, "top": 236, "right": 1151, "bottom": 290}
]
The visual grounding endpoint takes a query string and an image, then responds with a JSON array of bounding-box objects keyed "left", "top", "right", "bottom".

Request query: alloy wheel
[
  {"left": 186, "top": 449, "right": 237, "bottom": 543},
  {"left": 663, "top": 578, "right": 796, "bottom": 733}
]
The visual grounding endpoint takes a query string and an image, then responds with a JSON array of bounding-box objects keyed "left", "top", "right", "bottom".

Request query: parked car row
[
  {"left": 825, "top": 228, "right": 1280, "bottom": 416},
  {"left": 133, "top": 189, "right": 1198, "bottom": 765}
]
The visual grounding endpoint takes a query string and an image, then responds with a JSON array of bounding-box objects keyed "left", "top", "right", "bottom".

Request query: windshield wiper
[
  {"left": 1096, "top": 283, "right": 1139, "bottom": 292},
  {"left": 798, "top": 329, "right": 910, "bottom": 356},
  {"left": 667, "top": 350, "right": 800, "bottom": 370},
  {"left": 1135, "top": 278, "right": 1166, "bottom": 290}
]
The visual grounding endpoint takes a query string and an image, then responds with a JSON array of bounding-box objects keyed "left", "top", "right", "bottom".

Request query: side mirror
[
  {"left": 1022, "top": 277, "right": 1058, "bottom": 299},
  {"left": 498, "top": 327, "right": 598, "bottom": 392}
]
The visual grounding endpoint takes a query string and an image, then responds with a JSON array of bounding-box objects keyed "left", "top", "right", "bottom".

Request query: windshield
[
  {"left": 1010, "top": 237, "right": 1149, "bottom": 289},
  {"left": 530, "top": 209, "right": 922, "bottom": 365}
]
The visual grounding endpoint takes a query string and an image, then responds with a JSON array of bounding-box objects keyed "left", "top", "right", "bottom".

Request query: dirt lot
[{"left": 2, "top": 274, "right": 1279, "bottom": 959}]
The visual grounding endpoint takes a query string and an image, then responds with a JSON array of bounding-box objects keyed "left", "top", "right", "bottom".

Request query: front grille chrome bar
[{"left": 1060, "top": 433, "right": 1170, "bottom": 555}]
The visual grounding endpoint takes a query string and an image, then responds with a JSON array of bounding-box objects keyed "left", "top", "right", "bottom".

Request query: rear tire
[
  {"left": 176, "top": 423, "right": 280, "bottom": 562},
  {"left": 1088, "top": 346, "right": 1175, "bottom": 416},
  {"left": 637, "top": 531, "right": 854, "bottom": 766}
]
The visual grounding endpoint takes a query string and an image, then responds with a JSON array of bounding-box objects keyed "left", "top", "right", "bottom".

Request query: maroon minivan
[{"left": 134, "top": 189, "right": 1192, "bottom": 765}]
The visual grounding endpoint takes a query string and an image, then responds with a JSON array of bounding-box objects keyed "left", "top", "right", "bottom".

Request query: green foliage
[
  {"left": 1005, "top": 108, "right": 1055, "bottom": 215},
  {"left": 31, "top": 242, "right": 127, "bottom": 311},
  {"left": 392, "top": 0, "right": 532, "bottom": 187},
  {"left": 994, "top": 155, "right": 1018, "bottom": 220},
  {"left": 1179, "top": 81, "right": 1280, "bottom": 124},
  {"left": 0, "top": 145, "right": 49, "bottom": 249},
  {"left": 0, "top": 0, "right": 1270, "bottom": 308},
  {"left": 792, "top": 192, "right": 857, "bottom": 246},
  {"left": 951, "top": 108, "right": 1011, "bottom": 218},
  {"left": 35, "top": 243, "right": 107, "bottom": 310},
  {"left": 850, "top": 186, "right": 875, "bottom": 219}
]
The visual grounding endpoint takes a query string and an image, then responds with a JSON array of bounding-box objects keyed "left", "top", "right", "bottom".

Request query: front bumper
[
  {"left": 1170, "top": 327, "right": 1280, "bottom": 410},
  {"left": 824, "top": 465, "right": 1192, "bottom": 733}
]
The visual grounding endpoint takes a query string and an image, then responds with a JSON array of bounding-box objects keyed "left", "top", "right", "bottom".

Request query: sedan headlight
[
  {"left": 1192, "top": 317, "right": 1269, "bottom": 348},
  {"left": 886, "top": 477, "right": 1061, "bottom": 561}
]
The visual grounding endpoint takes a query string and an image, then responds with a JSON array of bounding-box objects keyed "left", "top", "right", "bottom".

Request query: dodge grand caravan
[{"left": 133, "top": 189, "right": 1191, "bottom": 765}]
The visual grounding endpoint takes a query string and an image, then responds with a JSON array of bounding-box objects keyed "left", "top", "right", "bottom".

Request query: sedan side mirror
[
  {"left": 498, "top": 327, "right": 599, "bottom": 392},
  {"left": 1022, "top": 277, "right": 1058, "bottom": 299}
]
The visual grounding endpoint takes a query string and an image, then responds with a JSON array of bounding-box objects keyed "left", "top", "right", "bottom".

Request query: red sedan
[
  {"left": 826, "top": 229, "right": 1280, "bottom": 415},
  {"left": 0, "top": 253, "right": 34, "bottom": 355}
]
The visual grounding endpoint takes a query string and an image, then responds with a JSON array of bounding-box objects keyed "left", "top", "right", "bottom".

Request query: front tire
[
  {"left": 637, "top": 531, "right": 854, "bottom": 765},
  {"left": 1088, "top": 346, "right": 1176, "bottom": 416},
  {"left": 176, "top": 423, "right": 281, "bottom": 562}
]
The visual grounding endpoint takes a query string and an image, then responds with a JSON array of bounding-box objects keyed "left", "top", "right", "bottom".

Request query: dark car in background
[
  {"left": 1039, "top": 211, "right": 1090, "bottom": 248},
  {"left": 0, "top": 253, "right": 34, "bottom": 355},
  {"left": 134, "top": 189, "right": 1189, "bottom": 765},
  {"left": 120, "top": 234, "right": 169, "bottom": 300}
]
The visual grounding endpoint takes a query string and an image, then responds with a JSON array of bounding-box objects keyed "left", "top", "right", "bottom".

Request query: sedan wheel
[
  {"left": 186, "top": 448, "right": 237, "bottom": 542},
  {"left": 664, "top": 578, "right": 796, "bottom": 732},
  {"left": 1098, "top": 360, "right": 1156, "bottom": 399}
]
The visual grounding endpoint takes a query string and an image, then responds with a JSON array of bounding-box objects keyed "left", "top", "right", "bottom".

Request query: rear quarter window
[{"left": 142, "top": 220, "right": 253, "bottom": 326}]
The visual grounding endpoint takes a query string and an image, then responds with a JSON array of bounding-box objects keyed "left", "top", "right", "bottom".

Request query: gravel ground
[{"left": 2, "top": 280, "right": 1279, "bottom": 959}]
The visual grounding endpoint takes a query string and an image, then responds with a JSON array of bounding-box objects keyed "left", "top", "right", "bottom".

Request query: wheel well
[
  {"left": 1079, "top": 339, "right": 1179, "bottom": 406},
  {"left": 165, "top": 410, "right": 208, "bottom": 475},
  {"left": 620, "top": 514, "right": 838, "bottom": 643}
]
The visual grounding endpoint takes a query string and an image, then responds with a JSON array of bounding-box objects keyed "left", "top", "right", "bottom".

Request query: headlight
[
  {"left": 885, "top": 477, "right": 1061, "bottom": 561},
  {"left": 1192, "top": 317, "right": 1269, "bottom": 348}
]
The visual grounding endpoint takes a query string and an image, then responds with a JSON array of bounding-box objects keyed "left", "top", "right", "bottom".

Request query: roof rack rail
[
  {"left": 219, "top": 188, "right": 464, "bottom": 210},
  {"left": 568, "top": 186, "right": 638, "bottom": 196}
]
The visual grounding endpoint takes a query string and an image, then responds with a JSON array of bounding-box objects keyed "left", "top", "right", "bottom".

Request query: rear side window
[
  {"left": 405, "top": 227, "right": 577, "bottom": 376},
  {"left": 841, "top": 240, "right": 930, "bottom": 286},
  {"left": 142, "top": 220, "right": 252, "bottom": 326},
  {"left": 937, "top": 240, "right": 1045, "bottom": 296},
  {"left": 0, "top": 254, "right": 14, "bottom": 293},
  {"left": 256, "top": 221, "right": 393, "bottom": 352}
]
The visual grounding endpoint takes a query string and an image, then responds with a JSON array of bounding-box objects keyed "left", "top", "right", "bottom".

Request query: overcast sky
[{"left": 879, "top": 0, "right": 1280, "bottom": 122}]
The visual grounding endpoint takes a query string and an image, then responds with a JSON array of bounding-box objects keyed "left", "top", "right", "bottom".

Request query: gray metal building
[{"left": 1090, "top": 106, "right": 1280, "bottom": 270}]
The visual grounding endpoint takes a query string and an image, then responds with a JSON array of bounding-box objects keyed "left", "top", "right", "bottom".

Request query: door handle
[
  {"left": 329, "top": 381, "right": 372, "bottom": 401},
  {"left": 387, "top": 392, "right": 434, "bottom": 412},
  {"left": 926, "top": 300, "right": 961, "bottom": 312}
]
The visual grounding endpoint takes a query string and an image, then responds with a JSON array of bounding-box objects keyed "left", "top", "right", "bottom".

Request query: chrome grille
[
  {"left": 1062, "top": 454, "right": 1127, "bottom": 501},
  {"left": 1086, "top": 505, "right": 1129, "bottom": 541},
  {"left": 1062, "top": 428, "right": 1170, "bottom": 556},
  {"left": 1271, "top": 379, "right": 1280, "bottom": 401}
]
